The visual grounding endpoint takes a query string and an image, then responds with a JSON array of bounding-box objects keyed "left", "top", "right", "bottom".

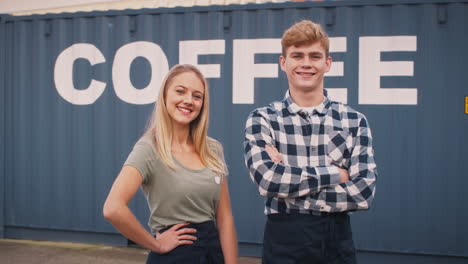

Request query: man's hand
[
  {"left": 338, "top": 168, "right": 350, "bottom": 184},
  {"left": 265, "top": 145, "right": 283, "bottom": 163}
]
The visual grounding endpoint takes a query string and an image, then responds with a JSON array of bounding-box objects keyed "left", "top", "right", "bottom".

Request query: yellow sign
[{"left": 466, "top": 97, "right": 468, "bottom": 114}]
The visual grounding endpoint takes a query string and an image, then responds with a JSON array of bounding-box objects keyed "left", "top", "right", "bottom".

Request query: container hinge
[
  {"left": 326, "top": 7, "right": 336, "bottom": 27},
  {"left": 223, "top": 12, "right": 231, "bottom": 32},
  {"left": 45, "top": 20, "right": 52, "bottom": 37},
  {"left": 130, "top": 16, "right": 137, "bottom": 35},
  {"left": 437, "top": 4, "right": 448, "bottom": 25}
]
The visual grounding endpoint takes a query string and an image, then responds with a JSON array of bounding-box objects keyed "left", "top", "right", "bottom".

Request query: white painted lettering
[
  {"left": 232, "top": 39, "right": 281, "bottom": 104},
  {"left": 359, "top": 36, "right": 417, "bottom": 105},
  {"left": 54, "top": 43, "right": 106, "bottom": 105},
  {"left": 112, "top": 41, "right": 169, "bottom": 105},
  {"left": 326, "top": 37, "right": 348, "bottom": 104},
  {"left": 179, "top": 40, "right": 225, "bottom": 78}
]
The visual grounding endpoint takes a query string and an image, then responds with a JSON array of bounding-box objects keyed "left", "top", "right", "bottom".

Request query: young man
[{"left": 243, "top": 20, "right": 377, "bottom": 264}]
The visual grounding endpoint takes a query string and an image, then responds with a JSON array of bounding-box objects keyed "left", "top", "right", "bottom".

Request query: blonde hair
[
  {"left": 281, "top": 20, "right": 330, "bottom": 57},
  {"left": 143, "top": 64, "right": 226, "bottom": 175}
]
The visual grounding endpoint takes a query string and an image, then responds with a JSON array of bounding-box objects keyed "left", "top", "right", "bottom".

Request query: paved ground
[{"left": 0, "top": 239, "right": 261, "bottom": 264}]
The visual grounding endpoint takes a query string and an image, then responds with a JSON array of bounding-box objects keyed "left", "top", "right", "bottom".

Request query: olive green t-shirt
[{"left": 124, "top": 136, "right": 226, "bottom": 233}]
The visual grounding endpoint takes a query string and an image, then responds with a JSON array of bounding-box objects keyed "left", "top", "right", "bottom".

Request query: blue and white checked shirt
[{"left": 244, "top": 91, "right": 377, "bottom": 215}]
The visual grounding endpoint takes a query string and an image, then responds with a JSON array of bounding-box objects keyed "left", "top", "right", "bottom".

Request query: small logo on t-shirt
[{"left": 214, "top": 176, "right": 221, "bottom": 184}]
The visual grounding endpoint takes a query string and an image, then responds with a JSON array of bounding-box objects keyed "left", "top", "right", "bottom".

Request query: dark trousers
[
  {"left": 146, "top": 221, "right": 224, "bottom": 264},
  {"left": 262, "top": 213, "right": 357, "bottom": 264}
]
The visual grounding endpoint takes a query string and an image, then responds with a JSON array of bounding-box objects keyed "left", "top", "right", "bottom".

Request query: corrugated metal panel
[
  {"left": 0, "top": 15, "right": 8, "bottom": 239},
  {"left": 9, "top": 0, "right": 289, "bottom": 16},
  {"left": 2, "top": 0, "right": 468, "bottom": 260}
]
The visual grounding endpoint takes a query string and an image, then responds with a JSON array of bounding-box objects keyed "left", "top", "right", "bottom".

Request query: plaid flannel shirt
[{"left": 244, "top": 91, "right": 377, "bottom": 215}]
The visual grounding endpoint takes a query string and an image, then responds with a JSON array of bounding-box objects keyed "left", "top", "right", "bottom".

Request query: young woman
[{"left": 103, "top": 64, "right": 238, "bottom": 264}]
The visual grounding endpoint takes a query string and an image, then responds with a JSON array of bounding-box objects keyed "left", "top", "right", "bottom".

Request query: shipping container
[{"left": 1, "top": 0, "right": 468, "bottom": 263}]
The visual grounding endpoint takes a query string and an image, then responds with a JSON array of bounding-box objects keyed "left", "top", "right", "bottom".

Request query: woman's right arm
[{"left": 103, "top": 165, "right": 197, "bottom": 253}]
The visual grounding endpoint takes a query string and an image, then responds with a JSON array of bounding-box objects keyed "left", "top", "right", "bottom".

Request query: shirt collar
[{"left": 283, "top": 89, "right": 331, "bottom": 116}]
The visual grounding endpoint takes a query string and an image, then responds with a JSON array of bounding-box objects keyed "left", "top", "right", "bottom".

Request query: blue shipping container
[{"left": 1, "top": 0, "right": 468, "bottom": 263}]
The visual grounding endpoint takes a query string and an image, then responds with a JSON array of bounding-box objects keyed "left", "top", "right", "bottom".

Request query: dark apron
[
  {"left": 146, "top": 221, "right": 224, "bottom": 264},
  {"left": 262, "top": 212, "right": 357, "bottom": 264}
]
